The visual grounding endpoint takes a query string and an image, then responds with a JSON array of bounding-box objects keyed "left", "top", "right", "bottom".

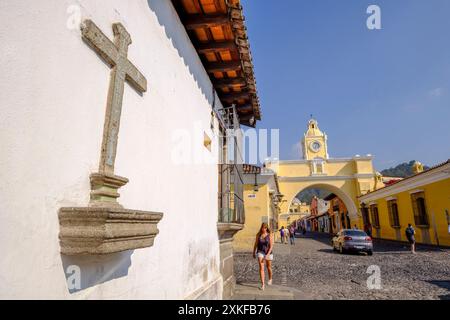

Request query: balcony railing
[
  {"left": 217, "top": 105, "right": 245, "bottom": 225},
  {"left": 218, "top": 191, "right": 244, "bottom": 224}
]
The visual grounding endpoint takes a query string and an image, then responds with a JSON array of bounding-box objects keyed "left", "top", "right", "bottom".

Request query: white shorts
[{"left": 257, "top": 252, "right": 273, "bottom": 261}]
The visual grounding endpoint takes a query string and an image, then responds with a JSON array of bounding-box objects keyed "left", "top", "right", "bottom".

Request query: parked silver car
[{"left": 332, "top": 229, "right": 373, "bottom": 255}]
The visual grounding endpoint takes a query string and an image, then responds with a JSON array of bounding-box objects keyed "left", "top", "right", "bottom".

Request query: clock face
[{"left": 310, "top": 141, "right": 322, "bottom": 152}]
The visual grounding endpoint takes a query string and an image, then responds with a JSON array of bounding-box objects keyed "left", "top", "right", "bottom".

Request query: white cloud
[{"left": 429, "top": 87, "right": 444, "bottom": 98}]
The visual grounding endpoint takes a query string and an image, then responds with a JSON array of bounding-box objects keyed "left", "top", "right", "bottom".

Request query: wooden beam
[
  {"left": 206, "top": 61, "right": 241, "bottom": 73},
  {"left": 213, "top": 0, "right": 227, "bottom": 14},
  {"left": 220, "top": 91, "right": 251, "bottom": 102},
  {"left": 197, "top": 41, "right": 237, "bottom": 54},
  {"left": 184, "top": 14, "right": 229, "bottom": 30},
  {"left": 238, "top": 116, "right": 258, "bottom": 127},
  {"left": 238, "top": 114, "right": 255, "bottom": 121},
  {"left": 235, "top": 104, "right": 253, "bottom": 112},
  {"left": 213, "top": 77, "right": 247, "bottom": 88}
]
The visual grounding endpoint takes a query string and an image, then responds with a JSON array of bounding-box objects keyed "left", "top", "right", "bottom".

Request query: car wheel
[{"left": 367, "top": 250, "right": 373, "bottom": 256}]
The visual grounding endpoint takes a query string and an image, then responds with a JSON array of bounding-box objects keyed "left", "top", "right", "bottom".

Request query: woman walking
[{"left": 253, "top": 223, "right": 274, "bottom": 290}]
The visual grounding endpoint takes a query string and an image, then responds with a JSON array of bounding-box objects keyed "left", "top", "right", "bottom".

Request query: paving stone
[{"left": 233, "top": 232, "right": 450, "bottom": 300}]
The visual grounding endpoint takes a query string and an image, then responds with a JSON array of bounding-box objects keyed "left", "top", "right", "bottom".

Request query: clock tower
[{"left": 302, "top": 118, "right": 329, "bottom": 160}]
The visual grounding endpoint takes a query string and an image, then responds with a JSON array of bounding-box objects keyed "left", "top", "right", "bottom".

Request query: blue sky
[{"left": 242, "top": 0, "right": 450, "bottom": 170}]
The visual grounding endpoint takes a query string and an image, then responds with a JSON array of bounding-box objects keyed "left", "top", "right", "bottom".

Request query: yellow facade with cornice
[{"left": 359, "top": 161, "right": 450, "bottom": 246}]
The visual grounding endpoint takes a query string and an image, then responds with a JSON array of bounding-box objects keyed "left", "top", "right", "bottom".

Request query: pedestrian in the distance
[
  {"left": 253, "top": 223, "right": 274, "bottom": 291},
  {"left": 279, "top": 226, "right": 285, "bottom": 244},
  {"left": 365, "top": 222, "right": 373, "bottom": 238},
  {"left": 284, "top": 226, "right": 289, "bottom": 244},
  {"left": 405, "top": 223, "right": 416, "bottom": 254},
  {"left": 289, "top": 225, "right": 295, "bottom": 245},
  {"left": 353, "top": 224, "right": 358, "bottom": 230}
]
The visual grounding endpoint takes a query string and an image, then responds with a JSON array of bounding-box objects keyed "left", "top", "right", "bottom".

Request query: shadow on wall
[
  {"left": 60, "top": 251, "right": 133, "bottom": 294},
  {"left": 146, "top": 0, "right": 216, "bottom": 109}
]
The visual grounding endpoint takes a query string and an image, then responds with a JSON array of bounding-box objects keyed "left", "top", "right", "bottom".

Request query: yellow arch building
[
  {"left": 266, "top": 119, "right": 384, "bottom": 229},
  {"left": 233, "top": 118, "right": 384, "bottom": 251},
  {"left": 235, "top": 119, "right": 449, "bottom": 251}
]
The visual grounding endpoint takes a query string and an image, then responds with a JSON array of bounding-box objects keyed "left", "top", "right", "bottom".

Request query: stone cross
[
  {"left": 81, "top": 19, "right": 147, "bottom": 175},
  {"left": 57, "top": 21, "right": 162, "bottom": 255}
]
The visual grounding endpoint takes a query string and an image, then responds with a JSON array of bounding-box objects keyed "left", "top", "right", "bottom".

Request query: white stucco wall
[{"left": 0, "top": 0, "right": 223, "bottom": 299}]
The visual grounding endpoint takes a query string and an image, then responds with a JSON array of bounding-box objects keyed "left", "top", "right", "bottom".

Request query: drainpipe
[
  {"left": 431, "top": 210, "right": 439, "bottom": 247},
  {"left": 446, "top": 210, "right": 450, "bottom": 235}
]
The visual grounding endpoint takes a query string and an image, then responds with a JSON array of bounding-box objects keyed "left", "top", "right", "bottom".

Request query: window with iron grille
[
  {"left": 411, "top": 192, "right": 429, "bottom": 226},
  {"left": 370, "top": 204, "right": 380, "bottom": 228},
  {"left": 387, "top": 200, "right": 400, "bottom": 228}
]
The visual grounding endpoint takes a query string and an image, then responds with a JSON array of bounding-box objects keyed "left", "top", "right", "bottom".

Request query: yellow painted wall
[
  {"left": 354, "top": 159, "right": 374, "bottom": 174},
  {"left": 276, "top": 163, "right": 311, "bottom": 177},
  {"left": 275, "top": 161, "right": 363, "bottom": 178},
  {"left": 275, "top": 159, "right": 376, "bottom": 177},
  {"left": 365, "top": 178, "right": 450, "bottom": 246},
  {"left": 233, "top": 184, "right": 270, "bottom": 251}
]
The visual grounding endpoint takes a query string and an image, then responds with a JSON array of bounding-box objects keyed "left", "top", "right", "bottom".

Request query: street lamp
[{"left": 253, "top": 172, "right": 259, "bottom": 192}]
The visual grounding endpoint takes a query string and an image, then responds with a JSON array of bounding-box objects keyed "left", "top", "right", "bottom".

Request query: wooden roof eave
[{"left": 171, "top": 0, "right": 261, "bottom": 125}]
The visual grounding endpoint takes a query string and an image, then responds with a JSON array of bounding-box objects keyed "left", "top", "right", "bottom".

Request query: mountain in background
[
  {"left": 296, "top": 188, "right": 331, "bottom": 205},
  {"left": 381, "top": 160, "right": 430, "bottom": 178}
]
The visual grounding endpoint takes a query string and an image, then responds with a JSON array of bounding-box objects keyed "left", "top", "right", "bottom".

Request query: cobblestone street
[{"left": 233, "top": 232, "right": 450, "bottom": 300}]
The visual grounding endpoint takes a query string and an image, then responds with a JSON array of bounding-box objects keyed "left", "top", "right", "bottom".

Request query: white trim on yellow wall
[
  {"left": 277, "top": 156, "right": 373, "bottom": 165},
  {"left": 409, "top": 189, "right": 424, "bottom": 194},
  {"left": 279, "top": 173, "right": 374, "bottom": 182}
]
